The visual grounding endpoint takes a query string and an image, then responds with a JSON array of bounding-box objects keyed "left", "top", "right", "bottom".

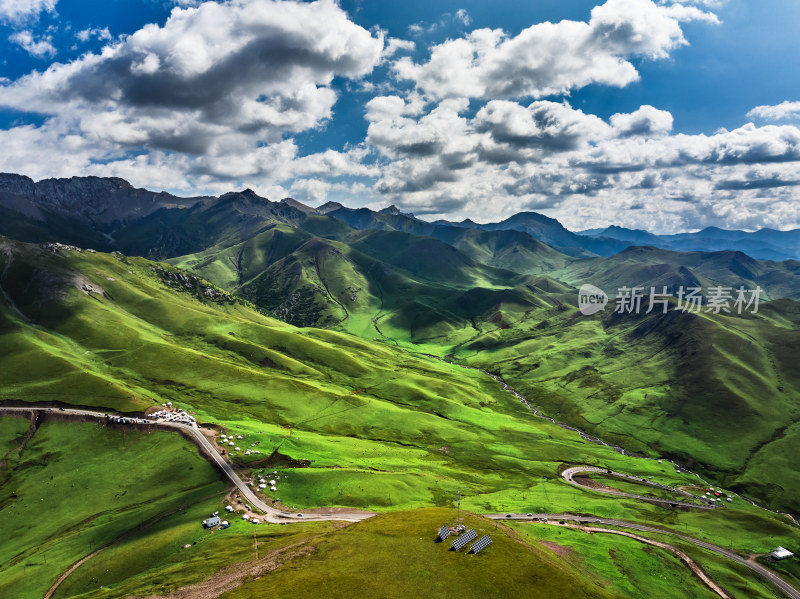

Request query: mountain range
[
  {"left": 4, "top": 172, "right": 800, "bottom": 261},
  {"left": 2, "top": 172, "right": 800, "bottom": 515}
]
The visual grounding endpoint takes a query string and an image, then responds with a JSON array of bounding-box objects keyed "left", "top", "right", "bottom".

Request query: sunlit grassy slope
[
  {"left": 4, "top": 415, "right": 796, "bottom": 599},
  {"left": 450, "top": 299, "right": 800, "bottom": 513},
  {"left": 220, "top": 509, "right": 623, "bottom": 599},
  {"left": 3, "top": 238, "right": 800, "bottom": 598},
  {"left": 169, "top": 226, "right": 800, "bottom": 514},
  {"left": 171, "top": 223, "right": 571, "bottom": 339},
  {"left": 0, "top": 416, "right": 225, "bottom": 599},
  {"left": 510, "top": 523, "right": 781, "bottom": 599},
  {"left": 0, "top": 238, "right": 687, "bottom": 514}
]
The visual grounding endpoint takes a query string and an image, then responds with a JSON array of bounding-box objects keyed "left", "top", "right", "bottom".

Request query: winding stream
[{"left": 417, "top": 351, "right": 799, "bottom": 526}]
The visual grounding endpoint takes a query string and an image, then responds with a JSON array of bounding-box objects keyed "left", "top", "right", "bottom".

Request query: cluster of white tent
[
  {"left": 703, "top": 486, "right": 733, "bottom": 503},
  {"left": 219, "top": 432, "right": 262, "bottom": 456},
  {"left": 151, "top": 406, "right": 195, "bottom": 425},
  {"left": 256, "top": 471, "right": 280, "bottom": 493}
]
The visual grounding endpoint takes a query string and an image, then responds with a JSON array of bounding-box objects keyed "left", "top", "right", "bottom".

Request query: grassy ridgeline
[{"left": 221, "top": 508, "right": 620, "bottom": 599}]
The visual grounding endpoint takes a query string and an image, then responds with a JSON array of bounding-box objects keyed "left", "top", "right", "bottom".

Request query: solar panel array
[
  {"left": 437, "top": 525, "right": 450, "bottom": 542},
  {"left": 451, "top": 528, "right": 477, "bottom": 551},
  {"left": 469, "top": 535, "right": 493, "bottom": 554}
]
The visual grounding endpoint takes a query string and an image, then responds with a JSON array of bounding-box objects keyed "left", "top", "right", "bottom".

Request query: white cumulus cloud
[
  {"left": 0, "top": 0, "right": 55, "bottom": 23},
  {"left": 8, "top": 29, "right": 55, "bottom": 57},
  {"left": 75, "top": 27, "right": 111, "bottom": 43},
  {"left": 393, "top": 0, "right": 717, "bottom": 100},
  {"left": 0, "top": 0, "right": 384, "bottom": 194},
  {"left": 747, "top": 101, "right": 800, "bottom": 122}
]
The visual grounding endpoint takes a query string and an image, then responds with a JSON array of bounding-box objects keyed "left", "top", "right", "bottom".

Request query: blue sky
[{"left": 0, "top": 0, "right": 799, "bottom": 232}]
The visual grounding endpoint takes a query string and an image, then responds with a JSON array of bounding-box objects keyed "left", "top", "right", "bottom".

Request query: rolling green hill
[
  {"left": 170, "top": 224, "right": 571, "bottom": 340},
  {"left": 165, "top": 225, "right": 800, "bottom": 515},
  {"left": 451, "top": 298, "right": 800, "bottom": 513},
  {"left": 0, "top": 237, "right": 674, "bottom": 515},
  {"left": 218, "top": 509, "right": 622, "bottom": 599},
  {"left": 3, "top": 238, "right": 800, "bottom": 597}
]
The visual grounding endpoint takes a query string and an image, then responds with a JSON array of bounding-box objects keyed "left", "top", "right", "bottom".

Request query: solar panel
[
  {"left": 450, "top": 528, "right": 477, "bottom": 551},
  {"left": 469, "top": 534, "right": 493, "bottom": 554},
  {"left": 437, "top": 525, "right": 451, "bottom": 542}
]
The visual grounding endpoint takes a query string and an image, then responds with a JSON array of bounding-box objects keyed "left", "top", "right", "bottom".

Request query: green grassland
[
  {"left": 168, "top": 223, "right": 800, "bottom": 518},
  {"left": 220, "top": 509, "right": 623, "bottom": 599},
  {"left": 509, "top": 523, "right": 722, "bottom": 599},
  {"left": 0, "top": 415, "right": 226, "bottom": 598},
  {"left": 53, "top": 499, "right": 335, "bottom": 599},
  {"left": 2, "top": 418, "right": 792, "bottom": 599},
  {"left": 2, "top": 239, "right": 800, "bottom": 597},
  {"left": 510, "top": 522, "right": 786, "bottom": 599},
  {"left": 449, "top": 300, "right": 800, "bottom": 513},
  {"left": 0, "top": 414, "right": 31, "bottom": 456},
  {"left": 582, "top": 474, "right": 707, "bottom": 505}
]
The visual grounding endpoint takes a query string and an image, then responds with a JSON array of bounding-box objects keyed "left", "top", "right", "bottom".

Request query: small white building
[
  {"left": 770, "top": 547, "right": 794, "bottom": 560},
  {"left": 242, "top": 515, "right": 249, "bottom": 520},
  {"left": 225, "top": 505, "right": 234, "bottom": 512}
]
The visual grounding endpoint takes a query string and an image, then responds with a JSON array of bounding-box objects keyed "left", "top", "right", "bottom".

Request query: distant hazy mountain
[
  {"left": 551, "top": 245, "right": 800, "bottom": 301},
  {"left": 582, "top": 224, "right": 800, "bottom": 261}
]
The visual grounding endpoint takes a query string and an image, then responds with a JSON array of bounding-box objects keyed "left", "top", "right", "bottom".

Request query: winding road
[
  {"left": 2, "top": 405, "right": 798, "bottom": 599},
  {"left": 0, "top": 406, "right": 372, "bottom": 523},
  {"left": 489, "top": 513, "right": 800, "bottom": 599},
  {"left": 562, "top": 465, "right": 715, "bottom": 510}
]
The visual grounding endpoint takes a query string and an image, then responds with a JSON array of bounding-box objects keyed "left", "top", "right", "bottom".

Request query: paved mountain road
[
  {"left": 562, "top": 465, "right": 716, "bottom": 510},
  {"left": 490, "top": 513, "right": 800, "bottom": 599},
  {"left": 0, "top": 406, "right": 372, "bottom": 523},
  {"left": 2, "top": 406, "right": 798, "bottom": 599}
]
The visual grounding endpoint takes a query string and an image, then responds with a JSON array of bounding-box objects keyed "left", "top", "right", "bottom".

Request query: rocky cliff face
[
  {"left": 0, "top": 173, "right": 313, "bottom": 258},
  {"left": 0, "top": 173, "right": 36, "bottom": 197},
  {"left": 0, "top": 173, "right": 207, "bottom": 225}
]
